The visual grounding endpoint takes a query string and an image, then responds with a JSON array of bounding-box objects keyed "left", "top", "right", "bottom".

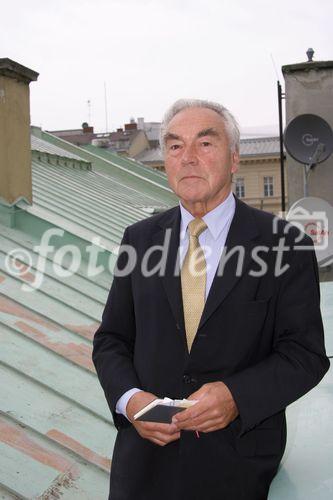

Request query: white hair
[{"left": 160, "top": 98, "right": 240, "bottom": 154}]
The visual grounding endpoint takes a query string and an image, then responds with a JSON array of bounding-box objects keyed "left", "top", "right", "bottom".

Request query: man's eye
[
  {"left": 201, "top": 141, "right": 211, "bottom": 147},
  {"left": 170, "top": 144, "right": 181, "bottom": 150}
]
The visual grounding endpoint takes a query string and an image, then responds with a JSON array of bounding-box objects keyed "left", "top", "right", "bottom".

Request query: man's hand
[
  {"left": 172, "top": 381, "right": 239, "bottom": 433},
  {"left": 126, "top": 391, "right": 180, "bottom": 446}
]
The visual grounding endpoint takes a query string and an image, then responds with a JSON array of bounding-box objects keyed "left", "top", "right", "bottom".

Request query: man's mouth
[{"left": 180, "top": 175, "right": 202, "bottom": 180}]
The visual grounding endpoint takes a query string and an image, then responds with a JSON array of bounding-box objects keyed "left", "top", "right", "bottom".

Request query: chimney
[
  {"left": 282, "top": 50, "right": 333, "bottom": 205},
  {"left": 137, "top": 117, "right": 144, "bottom": 130},
  {"left": 124, "top": 122, "right": 137, "bottom": 131},
  {"left": 82, "top": 122, "right": 94, "bottom": 133},
  {"left": 0, "top": 58, "right": 39, "bottom": 206}
]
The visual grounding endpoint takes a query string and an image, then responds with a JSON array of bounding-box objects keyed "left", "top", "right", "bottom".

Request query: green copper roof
[
  {"left": 0, "top": 222, "right": 115, "bottom": 498},
  {"left": 0, "top": 129, "right": 178, "bottom": 498},
  {"left": 37, "top": 129, "right": 178, "bottom": 208}
]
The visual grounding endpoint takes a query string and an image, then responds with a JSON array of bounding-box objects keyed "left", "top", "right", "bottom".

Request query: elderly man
[{"left": 93, "top": 99, "right": 329, "bottom": 500}]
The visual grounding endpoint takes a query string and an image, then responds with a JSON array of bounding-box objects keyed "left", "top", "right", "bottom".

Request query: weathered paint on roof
[
  {"left": 0, "top": 129, "right": 179, "bottom": 498},
  {"left": 0, "top": 223, "right": 115, "bottom": 499}
]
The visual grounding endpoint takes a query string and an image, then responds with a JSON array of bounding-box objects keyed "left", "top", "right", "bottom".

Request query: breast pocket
[
  {"left": 219, "top": 298, "right": 272, "bottom": 361},
  {"left": 236, "top": 298, "right": 271, "bottom": 330}
]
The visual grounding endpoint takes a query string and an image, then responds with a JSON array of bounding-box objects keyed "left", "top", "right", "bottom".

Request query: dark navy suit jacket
[{"left": 93, "top": 197, "right": 329, "bottom": 500}]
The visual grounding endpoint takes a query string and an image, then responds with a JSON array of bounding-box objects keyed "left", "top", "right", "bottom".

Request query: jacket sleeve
[
  {"left": 92, "top": 227, "right": 141, "bottom": 428},
  {"left": 223, "top": 238, "right": 330, "bottom": 435}
]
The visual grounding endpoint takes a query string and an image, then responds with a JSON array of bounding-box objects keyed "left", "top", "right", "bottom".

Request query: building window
[
  {"left": 235, "top": 177, "right": 245, "bottom": 198},
  {"left": 264, "top": 176, "right": 274, "bottom": 197}
]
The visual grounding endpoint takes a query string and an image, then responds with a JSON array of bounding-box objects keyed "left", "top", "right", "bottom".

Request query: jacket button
[{"left": 183, "top": 374, "right": 191, "bottom": 384}]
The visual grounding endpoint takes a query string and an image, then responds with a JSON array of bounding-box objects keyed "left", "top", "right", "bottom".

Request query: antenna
[
  {"left": 104, "top": 82, "right": 108, "bottom": 133},
  {"left": 87, "top": 99, "right": 91, "bottom": 124},
  {"left": 284, "top": 114, "right": 333, "bottom": 197},
  {"left": 270, "top": 53, "right": 280, "bottom": 80}
]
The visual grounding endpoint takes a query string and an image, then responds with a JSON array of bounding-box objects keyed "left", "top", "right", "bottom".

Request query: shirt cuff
[{"left": 115, "top": 388, "right": 143, "bottom": 420}]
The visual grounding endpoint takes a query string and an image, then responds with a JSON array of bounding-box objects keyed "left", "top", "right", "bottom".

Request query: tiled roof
[
  {"left": 136, "top": 147, "right": 163, "bottom": 163},
  {"left": 53, "top": 132, "right": 96, "bottom": 146},
  {"left": 240, "top": 136, "right": 282, "bottom": 157},
  {"left": 108, "top": 129, "right": 140, "bottom": 143}
]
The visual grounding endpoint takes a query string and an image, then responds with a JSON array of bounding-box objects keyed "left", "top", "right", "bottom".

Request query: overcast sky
[{"left": 2, "top": 0, "right": 332, "bottom": 133}]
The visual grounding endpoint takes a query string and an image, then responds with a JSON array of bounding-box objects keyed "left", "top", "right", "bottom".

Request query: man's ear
[{"left": 231, "top": 151, "right": 240, "bottom": 174}]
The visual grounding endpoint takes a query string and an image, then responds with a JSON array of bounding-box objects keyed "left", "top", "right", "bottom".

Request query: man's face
[{"left": 164, "top": 107, "right": 239, "bottom": 214}]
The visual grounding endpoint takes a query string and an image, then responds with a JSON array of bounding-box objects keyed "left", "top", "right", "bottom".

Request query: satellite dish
[
  {"left": 287, "top": 197, "right": 333, "bottom": 267},
  {"left": 284, "top": 114, "right": 333, "bottom": 167}
]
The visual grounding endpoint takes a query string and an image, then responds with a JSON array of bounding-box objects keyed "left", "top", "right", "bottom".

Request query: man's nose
[{"left": 181, "top": 143, "right": 197, "bottom": 165}]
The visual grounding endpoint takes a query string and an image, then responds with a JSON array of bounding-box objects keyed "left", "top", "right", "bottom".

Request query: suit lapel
[
  {"left": 152, "top": 207, "right": 186, "bottom": 335},
  {"left": 198, "top": 197, "right": 259, "bottom": 330}
]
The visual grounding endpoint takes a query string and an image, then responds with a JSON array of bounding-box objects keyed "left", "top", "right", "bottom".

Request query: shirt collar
[{"left": 179, "top": 191, "right": 236, "bottom": 241}]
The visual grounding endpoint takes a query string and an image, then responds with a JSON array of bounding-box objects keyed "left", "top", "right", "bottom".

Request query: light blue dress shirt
[{"left": 115, "top": 191, "right": 236, "bottom": 418}]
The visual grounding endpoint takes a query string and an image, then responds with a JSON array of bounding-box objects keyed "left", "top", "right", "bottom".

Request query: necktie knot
[{"left": 188, "top": 218, "right": 207, "bottom": 239}]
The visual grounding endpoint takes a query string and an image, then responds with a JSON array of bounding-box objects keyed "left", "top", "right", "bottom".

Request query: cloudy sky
[{"left": 1, "top": 0, "right": 332, "bottom": 133}]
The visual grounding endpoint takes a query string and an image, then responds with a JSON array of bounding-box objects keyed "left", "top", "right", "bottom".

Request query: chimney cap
[{"left": 0, "top": 58, "right": 39, "bottom": 84}]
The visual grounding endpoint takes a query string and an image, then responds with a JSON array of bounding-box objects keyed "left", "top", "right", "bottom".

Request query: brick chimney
[
  {"left": 0, "top": 58, "right": 39, "bottom": 206},
  {"left": 124, "top": 122, "right": 137, "bottom": 131},
  {"left": 82, "top": 122, "right": 94, "bottom": 133}
]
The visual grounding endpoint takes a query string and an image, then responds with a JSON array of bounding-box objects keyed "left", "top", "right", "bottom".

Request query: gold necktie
[{"left": 181, "top": 218, "right": 207, "bottom": 352}]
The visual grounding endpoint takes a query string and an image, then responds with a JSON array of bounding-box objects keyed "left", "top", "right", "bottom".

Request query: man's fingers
[
  {"left": 134, "top": 422, "right": 181, "bottom": 444},
  {"left": 150, "top": 437, "right": 167, "bottom": 446},
  {"left": 174, "top": 415, "right": 220, "bottom": 431},
  {"left": 138, "top": 421, "right": 178, "bottom": 434},
  {"left": 196, "top": 418, "right": 226, "bottom": 432},
  {"left": 147, "top": 430, "right": 180, "bottom": 445},
  {"left": 187, "top": 387, "right": 207, "bottom": 401},
  {"left": 173, "top": 399, "right": 211, "bottom": 425}
]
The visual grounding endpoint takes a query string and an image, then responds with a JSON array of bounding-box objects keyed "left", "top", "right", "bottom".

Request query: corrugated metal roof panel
[
  {"left": 38, "top": 130, "right": 177, "bottom": 207},
  {"left": 31, "top": 135, "right": 87, "bottom": 162},
  {"left": 24, "top": 156, "right": 167, "bottom": 249},
  {"left": 82, "top": 144, "right": 169, "bottom": 184},
  {"left": 0, "top": 223, "right": 114, "bottom": 499}
]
